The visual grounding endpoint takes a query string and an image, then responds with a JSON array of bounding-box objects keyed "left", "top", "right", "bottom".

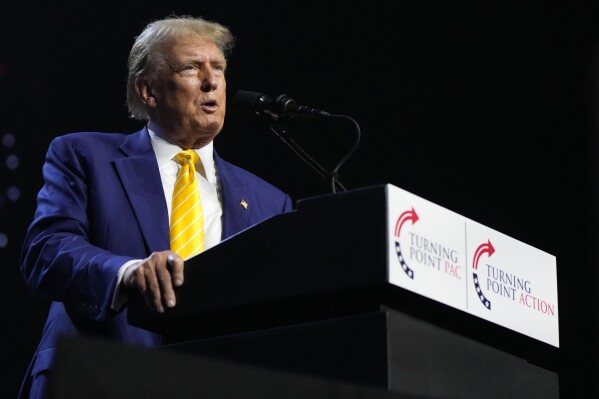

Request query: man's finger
[
  {"left": 143, "top": 258, "right": 164, "bottom": 313},
  {"left": 167, "top": 253, "right": 185, "bottom": 287},
  {"left": 156, "top": 263, "right": 176, "bottom": 308}
]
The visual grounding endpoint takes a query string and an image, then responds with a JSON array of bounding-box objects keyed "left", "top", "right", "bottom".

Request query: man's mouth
[{"left": 200, "top": 100, "right": 218, "bottom": 112}]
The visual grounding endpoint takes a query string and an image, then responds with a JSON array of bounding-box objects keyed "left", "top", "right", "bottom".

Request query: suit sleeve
[{"left": 20, "top": 136, "right": 134, "bottom": 321}]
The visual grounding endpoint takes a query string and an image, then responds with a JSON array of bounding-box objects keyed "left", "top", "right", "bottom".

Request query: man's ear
[{"left": 136, "top": 78, "right": 157, "bottom": 108}]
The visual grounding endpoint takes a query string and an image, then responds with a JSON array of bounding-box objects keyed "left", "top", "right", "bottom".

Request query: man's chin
[{"left": 188, "top": 126, "right": 221, "bottom": 147}]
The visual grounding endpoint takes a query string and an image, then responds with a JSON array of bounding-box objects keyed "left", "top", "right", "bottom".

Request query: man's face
[{"left": 148, "top": 34, "right": 227, "bottom": 148}]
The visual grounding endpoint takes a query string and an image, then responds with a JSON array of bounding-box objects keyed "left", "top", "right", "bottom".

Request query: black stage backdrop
[{"left": 1, "top": 1, "right": 598, "bottom": 397}]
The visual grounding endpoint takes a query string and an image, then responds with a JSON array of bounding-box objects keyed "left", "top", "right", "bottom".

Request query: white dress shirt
[{"left": 148, "top": 124, "right": 223, "bottom": 248}]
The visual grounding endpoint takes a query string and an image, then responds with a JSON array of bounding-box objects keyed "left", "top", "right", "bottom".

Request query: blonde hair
[{"left": 126, "top": 15, "right": 235, "bottom": 120}]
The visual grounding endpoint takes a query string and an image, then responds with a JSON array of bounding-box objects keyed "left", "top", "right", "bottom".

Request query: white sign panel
[{"left": 386, "top": 184, "right": 559, "bottom": 347}]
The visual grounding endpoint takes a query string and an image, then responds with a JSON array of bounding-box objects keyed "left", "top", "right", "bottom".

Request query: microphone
[{"left": 233, "top": 90, "right": 331, "bottom": 120}]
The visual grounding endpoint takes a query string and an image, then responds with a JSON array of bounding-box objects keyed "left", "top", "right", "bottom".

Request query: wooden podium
[{"left": 125, "top": 184, "right": 560, "bottom": 398}]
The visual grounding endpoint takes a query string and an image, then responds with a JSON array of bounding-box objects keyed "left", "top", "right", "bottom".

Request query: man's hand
[{"left": 123, "top": 250, "right": 184, "bottom": 313}]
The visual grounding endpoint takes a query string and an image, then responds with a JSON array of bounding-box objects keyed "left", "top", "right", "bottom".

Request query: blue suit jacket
[{"left": 20, "top": 128, "right": 293, "bottom": 395}]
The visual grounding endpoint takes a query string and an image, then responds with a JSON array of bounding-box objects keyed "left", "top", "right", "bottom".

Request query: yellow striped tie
[{"left": 170, "top": 150, "right": 204, "bottom": 260}]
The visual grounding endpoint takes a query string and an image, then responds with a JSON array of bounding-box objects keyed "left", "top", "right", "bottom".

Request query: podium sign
[{"left": 387, "top": 184, "right": 559, "bottom": 347}]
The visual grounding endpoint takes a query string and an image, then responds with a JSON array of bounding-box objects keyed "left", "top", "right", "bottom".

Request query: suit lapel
[
  {"left": 215, "top": 151, "right": 250, "bottom": 239},
  {"left": 113, "top": 128, "right": 170, "bottom": 253}
]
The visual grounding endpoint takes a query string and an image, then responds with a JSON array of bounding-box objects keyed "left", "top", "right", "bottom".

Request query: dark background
[{"left": 1, "top": 1, "right": 598, "bottom": 397}]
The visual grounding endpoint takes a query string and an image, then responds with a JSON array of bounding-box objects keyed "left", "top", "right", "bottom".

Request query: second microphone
[{"left": 233, "top": 90, "right": 331, "bottom": 121}]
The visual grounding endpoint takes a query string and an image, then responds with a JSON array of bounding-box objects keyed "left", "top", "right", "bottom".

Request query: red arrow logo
[
  {"left": 395, "top": 207, "right": 419, "bottom": 237},
  {"left": 472, "top": 240, "right": 495, "bottom": 270}
]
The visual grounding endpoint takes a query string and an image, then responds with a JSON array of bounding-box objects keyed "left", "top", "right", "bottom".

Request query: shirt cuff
[{"left": 111, "top": 259, "right": 142, "bottom": 311}]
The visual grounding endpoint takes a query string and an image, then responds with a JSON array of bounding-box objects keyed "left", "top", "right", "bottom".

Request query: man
[{"left": 19, "top": 15, "right": 292, "bottom": 398}]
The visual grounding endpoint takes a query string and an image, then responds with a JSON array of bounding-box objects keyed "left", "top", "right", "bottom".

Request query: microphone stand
[{"left": 269, "top": 114, "right": 361, "bottom": 194}]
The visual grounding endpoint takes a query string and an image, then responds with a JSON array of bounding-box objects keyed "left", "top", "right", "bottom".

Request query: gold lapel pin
[{"left": 240, "top": 199, "right": 248, "bottom": 209}]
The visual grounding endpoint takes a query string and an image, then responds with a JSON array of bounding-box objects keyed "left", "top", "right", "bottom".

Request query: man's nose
[{"left": 200, "top": 70, "right": 219, "bottom": 92}]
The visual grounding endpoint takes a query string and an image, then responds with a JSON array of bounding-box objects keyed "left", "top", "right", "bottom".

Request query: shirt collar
[{"left": 146, "top": 123, "right": 215, "bottom": 180}]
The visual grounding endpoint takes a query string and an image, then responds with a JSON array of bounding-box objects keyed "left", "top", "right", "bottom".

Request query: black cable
[
  {"left": 327, "top": 114, "right": 361, "bottom": 194},
  {"left": 269, "top": 113, "right": 360, "bottom": 194}
]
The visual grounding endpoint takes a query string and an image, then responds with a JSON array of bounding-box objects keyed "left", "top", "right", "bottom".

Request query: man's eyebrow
[{"left": 164, "top": 54, "right": 227, "bottom": 70}]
